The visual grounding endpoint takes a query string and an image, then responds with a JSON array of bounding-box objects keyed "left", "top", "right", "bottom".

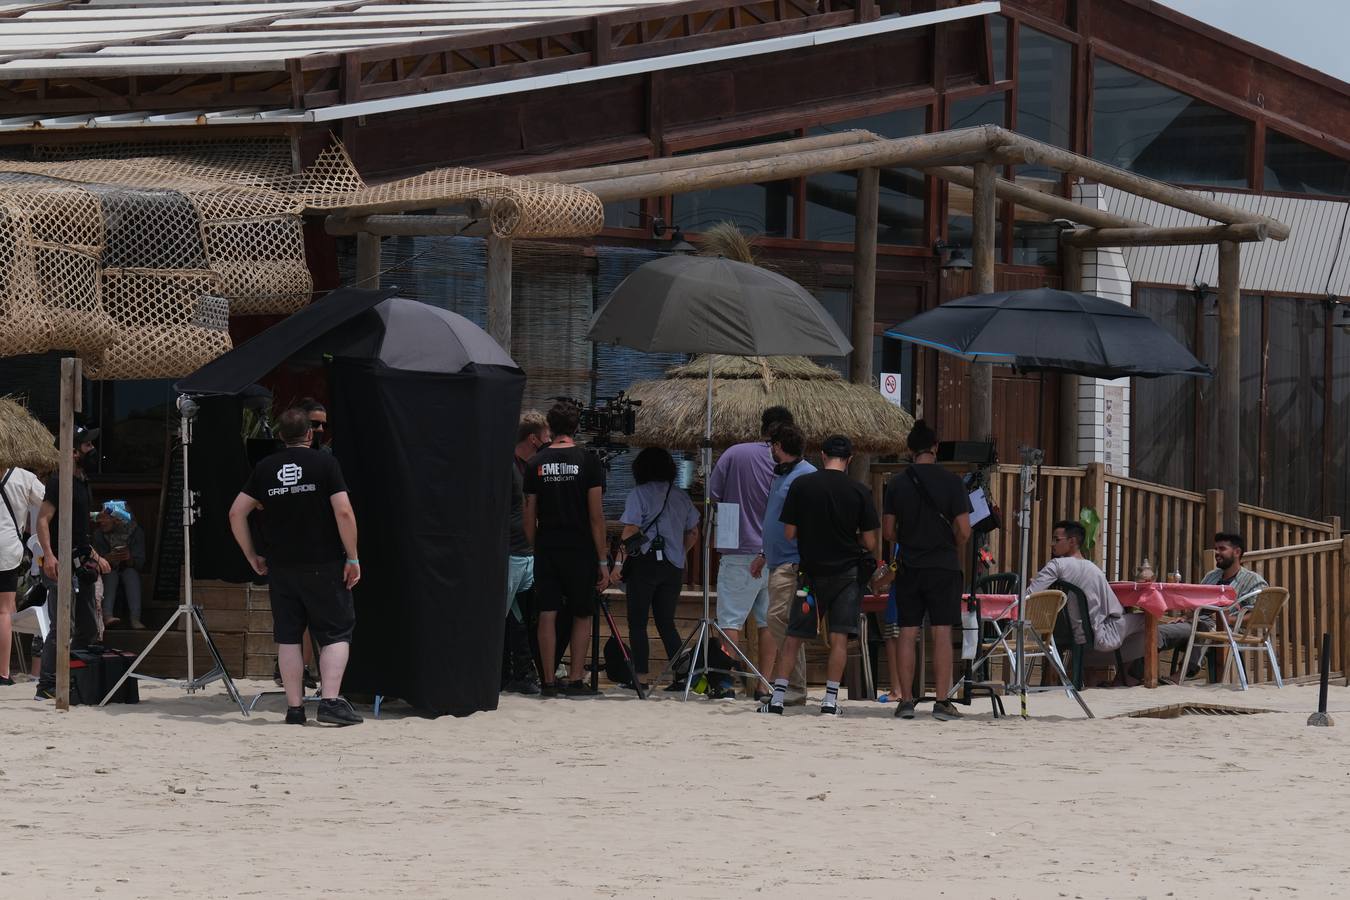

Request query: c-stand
[{"left": 98, "top": 396, "right": 247, "bottom": 714}]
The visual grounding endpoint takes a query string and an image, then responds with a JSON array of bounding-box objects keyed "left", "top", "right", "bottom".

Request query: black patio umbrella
[
  {"left": 884, "top": 287, "right": 1210, "bottom": 719},
  {"left": 883, "top": 287, "right": 1210, "bottom": 380}
]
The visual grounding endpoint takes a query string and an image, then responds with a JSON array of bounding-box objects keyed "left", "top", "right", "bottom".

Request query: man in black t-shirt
[
  {"left": 881, "top": 420, "right": 972, "bottom": 721},
  {"left": 34, "top": 425, "right": 108, "bottom": 700},
  {"left": 759, "top": 435, "right": 879, "bottom": 716},
  {"left": 229, "top": 407, "right": 363, "bottom": 726},
  {"left": 522, "top": 400, "right": 608, "bottom": 698}
]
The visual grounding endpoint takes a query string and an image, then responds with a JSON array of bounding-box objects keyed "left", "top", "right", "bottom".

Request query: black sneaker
[
  {"left": 540, "top": 681, "right": 562, "bottom": 698},
  {"left": 0, "top": 675, "right": 15, "bottom": 686},
  {"left": 756, "top": 700, "right": 784, "bottom": 714},
  {"left": 34, "top": 686, "right": 55, "bottom": 700},
  {"left": 504, "top": 677, "right": 541, "bottom": 696},
  {"left": 932, "top": 701, "right": 963, "bottom": 722},
  {"left": 895, "top": 699, "right": 917, "bottom": 720},
  {"left": 317, "top": 697, "right": 363, "bottom": 726},
  {"left": 663, "top": 680, "right": 688, "bottom": 692},
  {"left": 285, "top": 705, "right": 307, "bottom": 725},
  {"left": 562, "top": 680, "right": 599, "bottom": 697},
  {"left": 819, "top": 704, "right": 844, "bottom": 716},
  {"left": 706, "top": 684, "right": 736, "bottom": 700}
]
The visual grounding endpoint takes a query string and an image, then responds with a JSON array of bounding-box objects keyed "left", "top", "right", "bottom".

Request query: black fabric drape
[
  {"left": 332, "top": 359, "right": 525, "bottom": 717},
  {"left": 186, "top": 396, "right": 260, "bottom": 583}
]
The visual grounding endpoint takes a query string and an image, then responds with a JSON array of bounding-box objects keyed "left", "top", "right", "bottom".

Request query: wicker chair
[{"left": 1179, "top": 586, "right": 1288, "bottom": 690}]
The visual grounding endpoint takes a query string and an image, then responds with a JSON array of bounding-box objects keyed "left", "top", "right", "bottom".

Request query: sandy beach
[{"left": 3, "top": 678, "right": 1348, "bottom": 899}]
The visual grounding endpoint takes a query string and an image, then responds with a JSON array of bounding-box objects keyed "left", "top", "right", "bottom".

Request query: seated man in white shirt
[{"left": 1026, "top": 520, "right": 1144, "bottom": 676}]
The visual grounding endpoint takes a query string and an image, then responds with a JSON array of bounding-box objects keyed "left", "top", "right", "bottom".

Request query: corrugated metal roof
[
  {"left": 0, "top": 0, "right": 679, "bottom": 75},
  {"left": 1105, "top": 187, "right": 1350, "bottom": 297}
]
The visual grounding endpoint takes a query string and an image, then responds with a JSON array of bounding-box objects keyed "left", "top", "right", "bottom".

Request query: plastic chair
[
  {"left": 1180, "top": 587, "right": 1288, "bottom": 690},
  {"left": 976, "top": 572, "right": 1019, "bottom": 595},
  {"left": 1051, "top": 580, "right": 1128, "bottom": 690}
]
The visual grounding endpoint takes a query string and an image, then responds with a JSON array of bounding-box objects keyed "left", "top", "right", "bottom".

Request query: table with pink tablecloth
[{"left": 1109, "top": 582, "right": 1237, "bottom": 686}]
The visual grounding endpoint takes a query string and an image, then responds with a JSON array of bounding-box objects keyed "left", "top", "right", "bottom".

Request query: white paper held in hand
[
  {"left": 715, "top": 502, "right": 741, "bottom": 550},
  {"left": 968, "top": 489, "right": 991, "bottom": 528}
]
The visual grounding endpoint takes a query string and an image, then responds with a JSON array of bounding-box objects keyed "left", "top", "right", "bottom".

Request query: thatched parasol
[
  {"left": 625, "top": 222, "right": 913, "bottom": 454},
  {"left": 628, "top": 354, "right": 913, "bottom": 454},
  {"left": 0, "top": 395, "right": 59, "bottom": 473}
]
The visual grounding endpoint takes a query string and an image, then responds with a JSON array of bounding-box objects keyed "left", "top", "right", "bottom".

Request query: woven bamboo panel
[{"left": 0, "top": 137, "right": 603, "bottom": 379}]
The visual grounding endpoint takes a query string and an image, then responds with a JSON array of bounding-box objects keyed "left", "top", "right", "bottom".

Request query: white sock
[
  {"left": 823, "top": 680, "right": 840, "bottom": 709},
  {"left": 770, "top": 678, "right": 788, "bottom": 706}
]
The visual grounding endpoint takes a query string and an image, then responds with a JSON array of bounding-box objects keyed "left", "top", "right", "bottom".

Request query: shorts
[
  {"left": 787, "top": 571, "right": 860, "bottom": 640},
  {"left": 0, "top": 563, "right": 22, "bottom": 594},
  {"left": 534, "top": 549, "right": 598, "bottom": 617},
  {"left": 505, "top": 554, "right": 535, "bottom": 618},
  {"left": 716, "top": 553, "right": 769, "bottom": 630},
  {"left": 268, "top": 561, "right": 355, "bottom": 647},
  {"left": 895, "top": 566, "right": 963, "bottom": 628}
]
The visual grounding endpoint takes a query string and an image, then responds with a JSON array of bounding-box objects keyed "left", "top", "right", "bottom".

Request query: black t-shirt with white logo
[
  {"left": 523, "top": 445, "right": 605, "bottom": 553},
  {"left": 241, "top": 447, "right": 348, "bottom": 566}
]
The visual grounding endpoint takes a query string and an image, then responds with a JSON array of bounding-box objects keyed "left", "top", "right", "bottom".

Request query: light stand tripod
[
  {"left": 99, "top": 396, "right": 247, "bottom": 714},
  {"left": 953, "top": 446, "right": 1092, "bottom": 719},
  {"left": 659, "top": 356, "right": 771, "bottom": 700}
]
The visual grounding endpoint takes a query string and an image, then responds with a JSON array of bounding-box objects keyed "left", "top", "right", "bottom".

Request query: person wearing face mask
[{"left": 34, "top": 425, "right": 108, "bottom": 701}]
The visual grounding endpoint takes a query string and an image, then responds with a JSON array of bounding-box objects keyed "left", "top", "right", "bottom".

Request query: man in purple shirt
[{"left": 708, "top": 406, "right": 793, "bottom": 699}]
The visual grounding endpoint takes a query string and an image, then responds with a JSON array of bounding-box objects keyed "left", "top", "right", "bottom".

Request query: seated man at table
[
  {"left": 1027, "top": 520, "right": 1142, "bottom": 670},
  {"left": 1150, "top": 532, "right": 1270, "bottom": 680}
]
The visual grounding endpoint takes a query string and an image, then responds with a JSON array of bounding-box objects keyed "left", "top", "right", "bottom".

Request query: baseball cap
[
  {"left": 821, "top": 434, "right": 853, "bottom": 458},
  {"left": 75, "top": 425, "right": 100, "bottom": 443}
]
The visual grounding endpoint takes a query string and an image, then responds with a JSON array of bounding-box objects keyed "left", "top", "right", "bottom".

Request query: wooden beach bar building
[{"left": 0, "top": 0, "right": 1347, "bottom": 684}]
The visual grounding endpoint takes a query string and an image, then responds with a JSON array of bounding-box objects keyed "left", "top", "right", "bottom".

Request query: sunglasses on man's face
[{"left": 309, "top": 421, "right": 326, "bottom": 430}]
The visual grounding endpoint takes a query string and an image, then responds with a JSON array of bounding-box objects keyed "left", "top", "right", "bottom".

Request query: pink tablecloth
[
  {"left": 862, "top": 593, "right": 1018, "bottom": 620},
  {"left": 1109, "top": 582, "right": 1236, "bottom": 617}
]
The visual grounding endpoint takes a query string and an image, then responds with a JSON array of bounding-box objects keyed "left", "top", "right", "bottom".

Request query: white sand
[{"left": 3, "top": 678, "right": 1349, "bottom": 898}]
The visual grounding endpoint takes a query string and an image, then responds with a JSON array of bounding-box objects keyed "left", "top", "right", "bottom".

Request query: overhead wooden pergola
[{"left": 326, "top": 124, "right": 1289, "bottom": 531}]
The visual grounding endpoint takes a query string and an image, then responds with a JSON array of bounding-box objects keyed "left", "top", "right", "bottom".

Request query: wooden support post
[
  {"left": 1059, "top": 239, "right": 1083, "bottom": 465},
  {"left": 327, "top": 214, "right": 489, "bottom": 238},
  {"left": 355, "top": 232, "right": 380, "bottom": 288},
  {"left": 1204, "top": 488, "right": 1225, "bottom": 553},
  {"left": 55, "top": 357, "right": 81, "bottom": 711},
  {"left": 1062, "top": 222, "right": 1269, "bottom": 248},
  {"left": 928, "top": 166, "right": 1144, "bottom": 230},
  {"left": 849, "top": 168, "right": 880, "bottom": 482},
  {"left": 968, "top": 161, "right": 996, "bottom": 442},
  {"left": 487, "top": 235, "right": 513, "bottom": 352},
  {"left": 1216, "top": 241, "right": 1242, "bottom": 533},
  {"left": 850, "top": 168, "right": 879, "bottom": 389},
  {"left": 1342, "top": 535, "right": 1350, "bottom": 686}
]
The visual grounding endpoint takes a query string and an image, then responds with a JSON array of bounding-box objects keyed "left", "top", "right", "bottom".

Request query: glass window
[
  {"left": 94, "top": 380, "right": 173, "bottom": 476},
  {"left": 604, "top": 196, "right": 642, "bottom": 230},
  {"left": 1016, "top": 26, "right": 1073, "bottom": 181},
  {"left": 990, "top": 15, "right": 1009, "bottom": 82},
  {"left": 671, "top": 134, "right": 795, "bottom": 238},
  {"left": 947, "top": 94, "right": 1006, "bottom": 252},
  {"left": 1011, "top": 215, "right": 1061, "bottom": 267},
  {"left": 804, "top": 107, "right": 927, "bottom": 246},
  {"left": 1092, "top": 59, "right": 1251, "bottom": 188},
  {"left": 1264, "top": 130, "right": 1350, "bottom": 197}
]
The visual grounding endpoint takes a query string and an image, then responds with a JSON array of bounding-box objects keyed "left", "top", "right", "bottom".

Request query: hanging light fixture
[{"left": 934, "top": 239, "right": 973, "bottom": 271}]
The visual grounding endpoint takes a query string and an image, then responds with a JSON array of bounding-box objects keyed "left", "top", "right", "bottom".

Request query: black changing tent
[{"left": 177, "top": 287, "right": 525, "bottom": 716}]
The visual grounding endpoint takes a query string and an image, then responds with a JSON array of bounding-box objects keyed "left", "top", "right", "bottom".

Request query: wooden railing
[
  {"left": 1242, "top": 538, "right": 1350, "bottom": 683},
  {"left": 1241, "top": 504, "right": 1339, "bottom": 558},
  {"left": 1100, "top": 474, "right": 1208, "bottom": 583}
]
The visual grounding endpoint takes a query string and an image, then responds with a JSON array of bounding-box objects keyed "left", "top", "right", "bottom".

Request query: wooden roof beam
[
  {"left": 325, "top": 212, "right": 490, "bottom": 237},
  {"left": 991, "top": 128, "right": 1292, "bottom": 240},
  {"left": 577, "top": 126, "right": 1013, "bottom": 203},
  {"left": 927, "top": 166, "right": 1144, "bottom": 230},
  {"left": 1063, "top": 222, "right": 1269, "bottom": 248}
]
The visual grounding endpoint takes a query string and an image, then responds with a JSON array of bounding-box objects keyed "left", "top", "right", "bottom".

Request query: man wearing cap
[
  {"left": 759, "top": 435, "right": 879, "bottom": 716},
  {"left": 34, "top": 424, "right": 108, "bottom": 700}
]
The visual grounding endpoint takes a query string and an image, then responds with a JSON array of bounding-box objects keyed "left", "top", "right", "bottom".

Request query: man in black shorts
[
  {"left": 523, "top": 400, "right": 608, "bottom": 698},
  {"left": 759, "top": 435, "right": 878, "bottom": 716},
  {"left": 882, "top": 420, "right": 972, "bottom": 721},
  {"left": 229, "top": 407, "right": 363, "bottom": 726}
]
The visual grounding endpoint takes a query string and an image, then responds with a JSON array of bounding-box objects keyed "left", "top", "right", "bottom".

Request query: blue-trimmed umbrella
[{"left": 884, "top": 288, "right": 1210, "bottom": 379}]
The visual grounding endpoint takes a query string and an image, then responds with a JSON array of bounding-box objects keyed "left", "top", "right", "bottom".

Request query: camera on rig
[{"left": 556, "top": 393, "right": 641, "bottom": 444}]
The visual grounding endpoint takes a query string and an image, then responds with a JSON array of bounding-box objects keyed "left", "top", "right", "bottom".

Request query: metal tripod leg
[
  {"left": 98, "top": 603, "right": 248, "bottom": 716},
  {"left": 1024, "top": 626, "right": 1093, "bottom": 719}
]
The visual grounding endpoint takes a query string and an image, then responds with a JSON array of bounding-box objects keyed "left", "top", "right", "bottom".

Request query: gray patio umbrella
[
  {"left": 588, "top": 254, "right": 851, "bottom": 356},
  {"left": 588, "top": 253, "right": 852, "bottom": 701}
]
